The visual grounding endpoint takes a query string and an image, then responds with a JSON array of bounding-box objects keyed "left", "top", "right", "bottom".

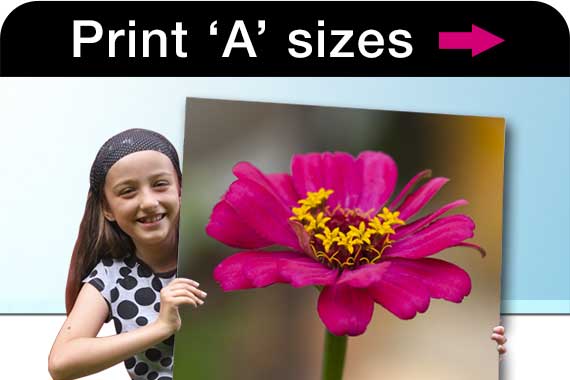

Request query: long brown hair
[{"left": 65, "top": 189, "right": 135, "bottom": 314}]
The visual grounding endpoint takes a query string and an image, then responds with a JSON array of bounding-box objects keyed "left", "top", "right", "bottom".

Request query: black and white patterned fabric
[{"left": 82, "top": 255, "right": 176, "bottom": 380}]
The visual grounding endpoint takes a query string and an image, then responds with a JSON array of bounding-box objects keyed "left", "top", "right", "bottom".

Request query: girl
[{"left": 49, "top": 128, "right": 207, "bottom": 380}]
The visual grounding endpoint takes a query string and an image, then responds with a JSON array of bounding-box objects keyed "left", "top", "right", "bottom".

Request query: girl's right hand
[{"left": 155, "top": 278, "right": 207, "bottom": 334}]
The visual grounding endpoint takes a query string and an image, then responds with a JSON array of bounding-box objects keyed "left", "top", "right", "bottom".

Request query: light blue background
[{"left": 0, "top": 77, "right": 568, "bottom": 313}]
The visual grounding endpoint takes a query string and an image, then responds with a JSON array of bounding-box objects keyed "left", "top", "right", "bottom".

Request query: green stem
[{"left": 321, "top": 329, "right": 348, "bottom": 380}]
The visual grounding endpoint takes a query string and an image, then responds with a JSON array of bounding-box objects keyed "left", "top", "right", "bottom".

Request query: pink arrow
[{"left": 439, "top": 24, "right": 504, "bottom": 57}]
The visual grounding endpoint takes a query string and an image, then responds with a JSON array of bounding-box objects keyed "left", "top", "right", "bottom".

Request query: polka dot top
[{"left": 82, "top": 255, "right": 176, "bottom": 380}]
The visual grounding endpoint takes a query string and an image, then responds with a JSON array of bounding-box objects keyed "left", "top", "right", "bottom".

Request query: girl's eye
[
  {"left": 119, "top": 188, "right": 135, "bottom": 196},
  {"left": 154, "top": 181, "right": 169, "bottom": 187}
]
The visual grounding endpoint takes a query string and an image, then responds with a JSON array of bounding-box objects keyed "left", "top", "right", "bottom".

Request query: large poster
[{"left": 176, "top": 98, "right": 505, "bottom": 380}]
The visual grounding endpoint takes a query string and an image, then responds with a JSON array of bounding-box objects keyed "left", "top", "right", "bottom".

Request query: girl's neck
[{"left": 134, "top": 236, "right": 178, "bottom": 274}]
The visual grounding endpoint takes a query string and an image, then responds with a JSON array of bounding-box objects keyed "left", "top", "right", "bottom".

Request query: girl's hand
[
  {"left": 491, "top": 325, "right": 507, "bottom": 355},
  {"left": 155, "top": 278, "right": 207, "bottom": 334}
]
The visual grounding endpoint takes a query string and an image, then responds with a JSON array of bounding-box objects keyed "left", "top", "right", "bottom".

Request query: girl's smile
[{"left": 137, "top": 213, "right": 166, "bottom": 225}]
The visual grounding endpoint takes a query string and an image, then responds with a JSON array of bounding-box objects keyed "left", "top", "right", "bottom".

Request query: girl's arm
[
  {"left": 48, "top": 278, "right": 206, "bottom": 380},
  {"left": 48, "top": 283, "right": 171, "bottom": 380}
]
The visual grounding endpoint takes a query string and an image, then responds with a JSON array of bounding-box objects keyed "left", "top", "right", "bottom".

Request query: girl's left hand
[{"left": 491, "top": 325, "right": 507, "bottom": 355}]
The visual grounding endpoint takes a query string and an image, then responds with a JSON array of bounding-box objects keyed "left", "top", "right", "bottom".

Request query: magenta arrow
[{"left": 439, "top": 24, "right": 504, "bottom": 57}]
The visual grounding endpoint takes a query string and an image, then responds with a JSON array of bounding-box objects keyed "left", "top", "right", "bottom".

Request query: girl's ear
[
  {"left": 102, "top": 198, "right": 116, "bottom": 222},
  {"left": 103, "top": 210, "right": 115, "bottom": 222}
]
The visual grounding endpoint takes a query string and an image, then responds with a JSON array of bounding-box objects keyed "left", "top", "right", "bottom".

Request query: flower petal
[
  {"left": 288, "top": 220, "right": 314, "bottom": 257},
  {"left": 389, "top": 169, "right": 431, "bottom": 210},
  {"left": 397, "top": 177, "right": 449, "bottom": 220},
  {"left": 213, "top": 251, "right": 281, "bottom": 291},
  {"left": 317, "top": 284, "right": 374, "bottom": 336},
  {"left": 223, "top": 178, "right": 300, "bottom": 250},
  {"left": 336, "top": 261, "right": 392, "bottom": 288},
  {"left": 291, "top": 152, "right": 362, "bottom": 209},
  {"left": 233, "top": 161, "right": 298, "bottom": 208},
  {"left": 393, "top": 199, "right": 468, "bottom": 239},
  {"left": 384, "top": 258, "right": 471, "bottom": 302},
  {"left": 355, "top": 151, "right": 398, "bottom": 214},
  {"left": 278, "top": 255, "right": 338, "bottom": 287},
  {"left": 206, "top": 200, "right": 274, "bottom": 249},
  {"left": 368, "top": 272, "right": 430, "bottom": 320},
  {"left": 384, "top": 215, "right": 475, "bottom": 259},
  {"left": 322, "top": 152, "right": 359, "bottom": 209},
  {"left": 213, "top": 251, "right": 336, "bottom": 291},
  {"left": 291, "top": 153, "right": 325, "bottom": 196},
  {"left": 266, "top": 173, "right": 299, "bottom": 208}
]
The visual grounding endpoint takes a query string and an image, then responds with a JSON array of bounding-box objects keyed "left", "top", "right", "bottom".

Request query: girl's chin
[{"left": 133, "top": 228, "right": 174, "bottom": 246}]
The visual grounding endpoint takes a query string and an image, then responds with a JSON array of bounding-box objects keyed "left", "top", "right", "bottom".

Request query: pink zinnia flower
[{"left": 207, "top": 151, "right": 484, "bottom": 336}]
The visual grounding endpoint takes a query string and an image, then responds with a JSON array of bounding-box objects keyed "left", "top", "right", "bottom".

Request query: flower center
[{"left": 290, "top": 188, "right": 405, "bottom": 270}]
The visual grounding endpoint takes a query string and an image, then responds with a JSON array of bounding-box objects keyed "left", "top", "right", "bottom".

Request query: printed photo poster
[{"left": 175, "top": 98, "right": 505, "bottom": 380}]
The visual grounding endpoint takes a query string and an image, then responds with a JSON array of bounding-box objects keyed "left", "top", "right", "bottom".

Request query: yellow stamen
[
  {"left": 336, "top": 231, "right": 356, "bottom": 254},
  {"left": 292, "top": 188, "right": 406, "bottom": 269},
  {"left": 347, "top": 221, "right": 372, "bottom": 245},
  {"left": 306, "top": 212, "right": 331, "bottom": 232},
  {"left": 298, "top": 188, "right": 334, "bottom": 209},
  {"left": 378, "top": 207, "right": 405, "bottom": 226},
  {"left": 289, "top": 205, "right": 311, "bottom": 222},
  {"left": 315, "top": 227, "right": 340, "bottom": 252}
]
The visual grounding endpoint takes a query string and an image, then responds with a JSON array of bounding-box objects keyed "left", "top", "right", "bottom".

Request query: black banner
[{"left": 1, "top": 1, "right": 568, "bottom": 76}]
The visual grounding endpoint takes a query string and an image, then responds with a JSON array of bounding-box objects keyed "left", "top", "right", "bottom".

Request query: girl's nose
[{"left": 139, "top": 188, "right": 160, "bottom": 210}]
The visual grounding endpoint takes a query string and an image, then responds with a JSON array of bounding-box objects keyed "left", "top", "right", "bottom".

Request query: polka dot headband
[{"left": 89, "top": 128, "right": 182, "bottom": 195}]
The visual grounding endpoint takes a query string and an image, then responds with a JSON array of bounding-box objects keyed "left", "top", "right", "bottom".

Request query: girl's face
[{"left": 102, "top": 150, "right": 181, "bottom": 251}]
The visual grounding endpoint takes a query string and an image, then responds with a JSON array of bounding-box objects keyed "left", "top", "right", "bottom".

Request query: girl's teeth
[{"left": 141, "top": 215, "right": 163, "bottom": 223}]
